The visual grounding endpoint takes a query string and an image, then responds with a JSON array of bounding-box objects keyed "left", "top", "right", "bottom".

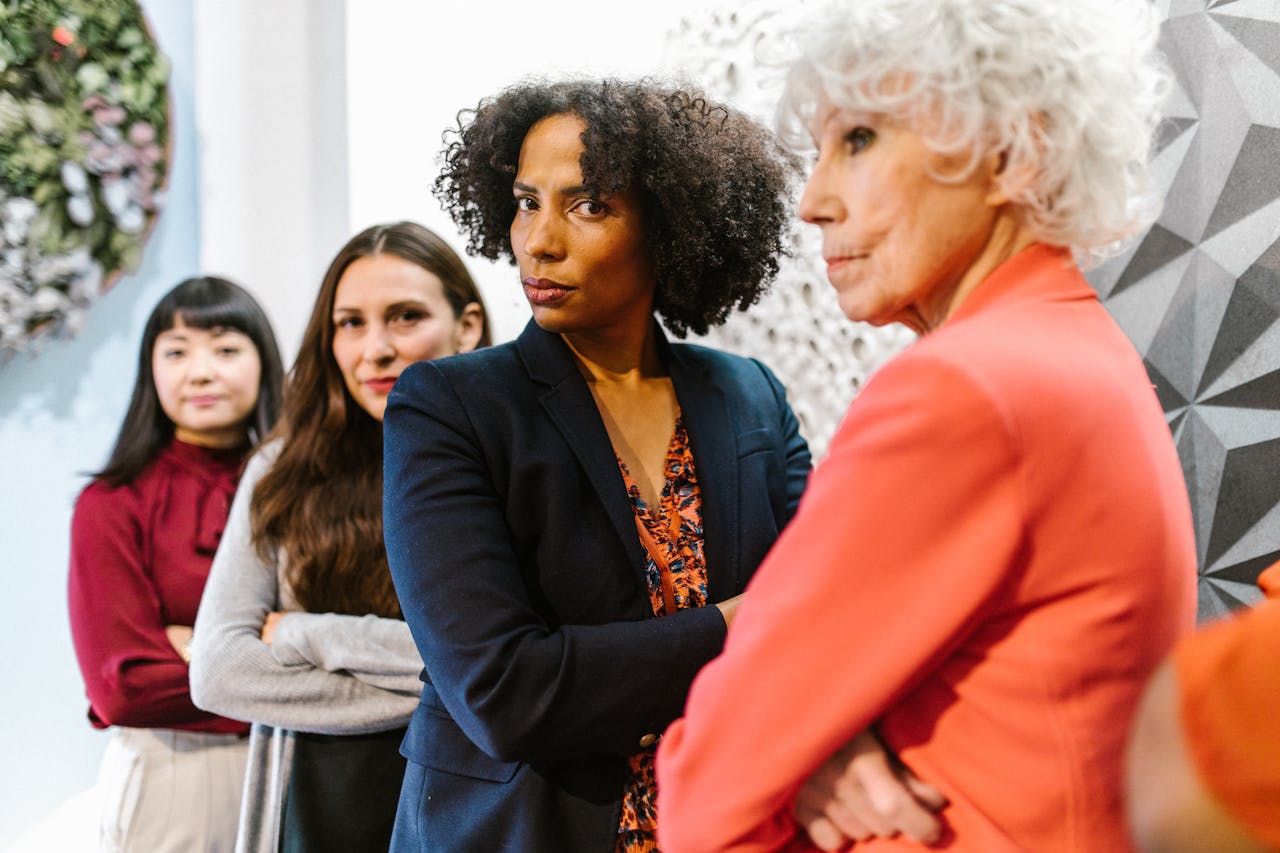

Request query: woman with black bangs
[
  {"left": 382, "top": 78, "right": 811, "bottom": 851},
  {"left": 68, "top": 277, "right": 283, "bottom": 852}
]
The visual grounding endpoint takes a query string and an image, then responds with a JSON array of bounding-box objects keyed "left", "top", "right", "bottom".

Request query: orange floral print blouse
[{"left": 614, "top": 417, "right": 708, "bottom": 853}]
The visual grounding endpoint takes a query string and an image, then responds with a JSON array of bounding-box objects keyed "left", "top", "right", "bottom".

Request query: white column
[{"left": 193, "top": 0, "right": 349, "bottom": 359}]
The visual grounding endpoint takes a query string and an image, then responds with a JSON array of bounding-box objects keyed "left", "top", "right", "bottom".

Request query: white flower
[
  {"left": 68, "top": 258, "right": 104, "bottom": 302},
  {"left": 75, "top": 62, "right": 110, "bottom": 93},
  {"left": 32, "top": 287, "right": 70, "bottom": 315},
  {"left": 3, "top": 218, "right": 23, "bottom": 246},
  {"left": 31, "top": 252, "right": 73, "bottom": 286},
  {"left": 4, "top": 196, "right": 38, "bottom": 225},
  {"left": 24, "top": 100, "right": 55, "bottom": 135},
  {"left": 67, "top": 194, "right": 94, "bottom": 226},
  {"left": 1, "top": 322, "right": 25, "bottom": 352},
  {"left": 0, "top": 282, "right": 29, "bottom": 310},
  {"left": 115, "top": 205, "right": 145, "bottom": 234},
  {"left": 60, "top": 161, "right": 90, "bottom": 194},
  {"left": 101, "top": 178, "right": 129, "bottom": 217}
]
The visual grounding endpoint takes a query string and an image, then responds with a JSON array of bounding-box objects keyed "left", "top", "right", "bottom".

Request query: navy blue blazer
[{"left": 383, "top": 320, "right": 810, "bottom": 852}]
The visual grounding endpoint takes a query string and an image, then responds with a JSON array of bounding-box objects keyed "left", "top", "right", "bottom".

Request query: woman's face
[
  {"left": 509, "top": 113, "right": 656, "bottom": 339},
  {"left": 798, "top": 101, "right": 1004, "bottom": 332},
  {"left": 331, "top": 253, "right": 480, "bottom": 421},
  {"left": 152, "top": 318, "right": 262, "bottom": 448}
]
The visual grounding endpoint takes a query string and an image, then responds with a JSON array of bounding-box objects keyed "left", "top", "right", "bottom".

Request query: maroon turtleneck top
[{"left": 68, "top": 439, "right": 251, "bottom": 734}]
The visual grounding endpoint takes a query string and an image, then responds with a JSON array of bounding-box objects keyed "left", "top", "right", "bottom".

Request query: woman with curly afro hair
[
  {"left": 381, "top": 78, "right": 812, "bottom": 851},
  {"left": 435, "top": 77, "right": 797, "bottom": 337}
]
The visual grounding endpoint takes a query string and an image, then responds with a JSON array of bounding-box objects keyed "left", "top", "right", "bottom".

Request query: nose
[
  {"left": 362, "top": 323, "right": 396, "bottom": 364},
  {"left": 520, "top": 211, "right": 564, "bottom": 262},
  {"left": 187, "top": 347, "right": 215, "bottom": 384},
  {"left": 798, "top": 154, "right": 844, "bottom": 226}
]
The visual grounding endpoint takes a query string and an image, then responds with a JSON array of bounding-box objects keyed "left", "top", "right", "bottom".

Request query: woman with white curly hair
[{"left": 656, "top": 1, "right": 1198, "bottom": 850}]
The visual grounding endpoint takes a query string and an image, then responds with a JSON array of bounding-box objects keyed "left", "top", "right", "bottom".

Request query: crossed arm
[{"left": 190, "top": 449, "right": 421, "bottom": 734}]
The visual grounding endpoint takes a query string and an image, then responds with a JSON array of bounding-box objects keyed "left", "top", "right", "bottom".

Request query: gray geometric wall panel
[{"left": 1089, "top": 0, "right": 1280, "bottom": 622}]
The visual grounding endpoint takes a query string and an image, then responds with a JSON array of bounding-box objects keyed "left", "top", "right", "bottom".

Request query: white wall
[
  {"left": 191, "top": 0, "right": 731, "bottom": 362},
  {"left": 193, "top": 0, "right": 350, "bottom": 359},
  {"left": 344, "top": 0, "right": 734, "bottom": 342},
  {"left": 0, "top": 2, "right": 202, "bottom": 848}
]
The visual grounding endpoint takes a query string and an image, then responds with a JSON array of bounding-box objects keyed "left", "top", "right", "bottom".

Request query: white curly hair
[{"left": 778, "top": 0, "right": 1171, "bottom": 265}]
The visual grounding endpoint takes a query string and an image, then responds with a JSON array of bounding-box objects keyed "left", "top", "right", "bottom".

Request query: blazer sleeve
[
  {"left": 67, "top": 482, "right": 238, "bottom": 731},
  {"left": 655, "top": 352, "right": 1025, "bottom": 851},
  {"left": 384, "top": 361, "right": 732, "bottom": 764},
  {"left": 752, "top": 356, "right": 810, "bottom": 523},
  {"left": 189, "top": 449, "right": 419, "bottom": 734}
]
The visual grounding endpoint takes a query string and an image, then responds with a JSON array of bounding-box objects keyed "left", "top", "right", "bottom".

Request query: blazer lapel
[
  {"left": 516, "top": 322, "right": 648, "bottom": 583},
  {"left": 667, "top": 343, "right": 740, "bottom": 603}
]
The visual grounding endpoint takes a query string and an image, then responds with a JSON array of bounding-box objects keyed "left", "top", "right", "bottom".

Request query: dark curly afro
[{"left": 434, "top": 78, "right": 799, "bottom": 337}]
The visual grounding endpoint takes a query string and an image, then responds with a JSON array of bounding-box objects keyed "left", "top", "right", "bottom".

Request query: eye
[
  {"left": 389, "top": 308, "right": 426, "bottom": 326},
  {"left": 515, "top": 195, "right": 538, "bottom": 212},
  {"left": 845, "top": 126, "right": 876, "bottom": 153},
  {"left": 334, "top": 315, "right": 363, "bottom": 330},
  {"left": 216, "top": 345, "right": 243, "bottom": 357},
  {"left": 161, "top": 347, "right": 186, "bottom": 360},
  {"left": 571, "top": 198, "right": 607, "bottom": 218}
]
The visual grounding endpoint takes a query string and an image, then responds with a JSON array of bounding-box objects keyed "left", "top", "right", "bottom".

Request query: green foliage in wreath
[{"left": 0, "top": 0, "right": 170, "bottom": 355}]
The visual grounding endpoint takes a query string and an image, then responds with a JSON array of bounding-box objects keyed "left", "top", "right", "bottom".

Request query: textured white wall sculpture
[{"left": 662, "top": 2, "right": 916, "bottom": 461}]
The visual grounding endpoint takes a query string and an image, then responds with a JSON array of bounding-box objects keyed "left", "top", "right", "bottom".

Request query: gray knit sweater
[{"left": 190, "top": 442, "right": 422, "bottom": 853}]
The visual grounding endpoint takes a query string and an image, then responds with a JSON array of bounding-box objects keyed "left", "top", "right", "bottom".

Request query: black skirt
[{"left": 281, "top": 727, "right": 408, "bottom": 853}]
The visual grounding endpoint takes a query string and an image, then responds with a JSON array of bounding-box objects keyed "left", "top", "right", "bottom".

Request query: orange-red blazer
[{"left": 657, "top": 244, "right": 1197, "bottom": 852}]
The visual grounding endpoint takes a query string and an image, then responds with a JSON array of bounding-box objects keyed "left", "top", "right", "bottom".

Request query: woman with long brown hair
[{"left": 189, "top": 221, "right": 489, "bottom": 853}]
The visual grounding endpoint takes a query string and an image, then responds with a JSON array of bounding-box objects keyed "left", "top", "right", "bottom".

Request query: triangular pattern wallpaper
[
  {"left": 1090, "top": 0, "right": 1280, "bottom": 621},
  {"left": 670, "top": 0, "right": 1280, "bottom": 622}
]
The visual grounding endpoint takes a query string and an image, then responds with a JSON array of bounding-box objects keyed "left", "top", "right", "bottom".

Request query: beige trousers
[{"left": 97, "top": 727, "right": 249, "bottom": 853}]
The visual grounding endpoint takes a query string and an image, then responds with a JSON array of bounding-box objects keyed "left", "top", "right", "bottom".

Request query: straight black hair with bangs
[{"left": 94, "top": 276, "right": 284, "bottom": 486}]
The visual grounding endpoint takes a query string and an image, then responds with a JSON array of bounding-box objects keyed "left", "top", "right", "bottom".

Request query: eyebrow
[
  {"left": 513, "top": 181, "right": 592, "bottom": 196},
  {"left": 332, "top": 300, "right": 429, "bottom": 315},
  {"left": 384, "top": 300, "right": 429, "bottom": 314},
  {"left": 159, "top": 325, "right": 239, "bottom": 338}
]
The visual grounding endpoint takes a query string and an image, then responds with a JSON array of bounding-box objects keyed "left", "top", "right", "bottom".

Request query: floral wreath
[{"left": 0, "top": 0, "right": 170, "bottom": 358}]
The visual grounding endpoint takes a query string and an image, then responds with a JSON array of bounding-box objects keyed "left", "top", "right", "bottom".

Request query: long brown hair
[{"left": 250, "top": 222, "right": 490, "bottom": 617}]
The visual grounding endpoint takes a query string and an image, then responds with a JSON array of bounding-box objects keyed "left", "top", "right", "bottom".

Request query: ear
[
  {"left": 453, "top": 302, "right": 486, "bottom": 353},
  {"left": 987, "top": 112, "right": 1046, "bottom": 206},
  {"left": 984, "top": 148, "right": 1015, "bottom": 206}
]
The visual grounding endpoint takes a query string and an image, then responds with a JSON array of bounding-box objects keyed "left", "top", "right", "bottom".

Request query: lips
[
  {"left": 186, "top": 395, "right": 222, "bottom": 407},
  {"left": 364, "top": 376, "right": 398, "bottom": 395},
  {"left": 824, "top": 253, "right": 868, "bottom": 274},
  {"left": 522, "top": 277, "right": 574, "bottom": 306}
]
